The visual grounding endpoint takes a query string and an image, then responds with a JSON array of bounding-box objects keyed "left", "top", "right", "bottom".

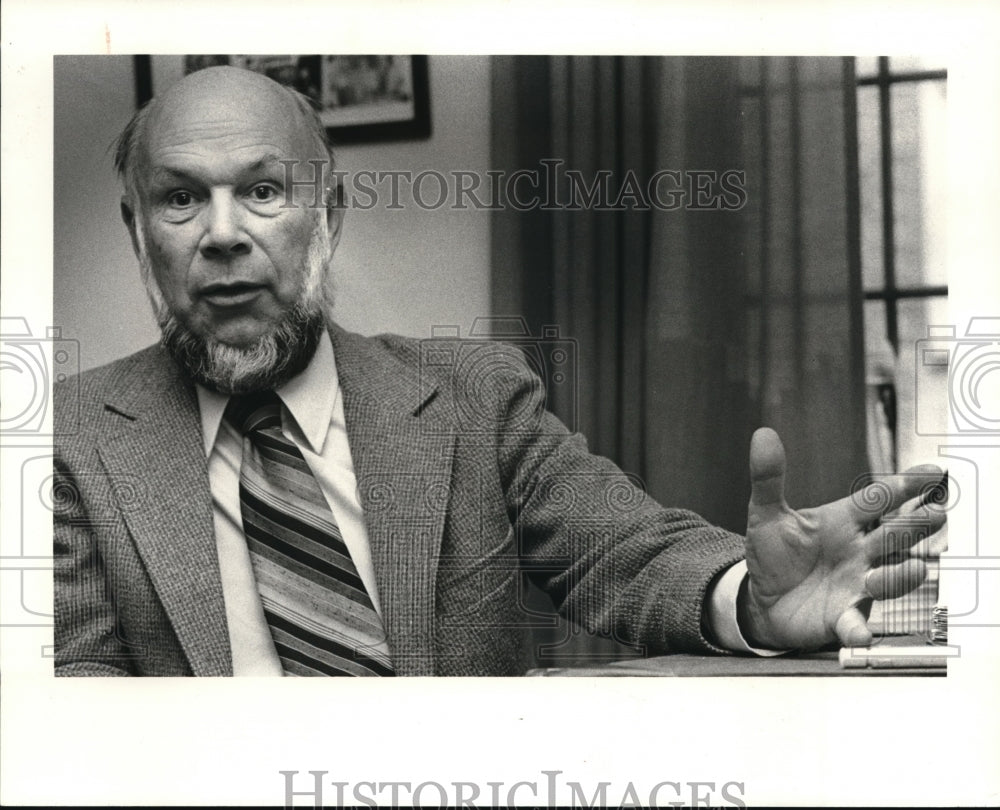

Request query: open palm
[{"left": 741, "top": 428, "right": 946, "bottom": 650}]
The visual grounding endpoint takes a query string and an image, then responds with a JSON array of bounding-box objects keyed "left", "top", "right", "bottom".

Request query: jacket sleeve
[
  {"left": 53, "top": 452, "right": 135, "bottom": 676},
  {"left": 486, "top": 346, "right": 747, "bottom": 656}
]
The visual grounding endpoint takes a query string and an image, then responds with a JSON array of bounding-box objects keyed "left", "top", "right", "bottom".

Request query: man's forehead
[
  {"left": 154, "top": 66, "right": 293, "bottom": 114},
  {"left": 147, "top": 150, "right": 289, "bottom": 182},
  {"left": 140, "top": 68, "right": 318, "bottom": 166}
]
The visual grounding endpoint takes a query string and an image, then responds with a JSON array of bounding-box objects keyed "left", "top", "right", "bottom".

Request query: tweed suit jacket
[{"left": 53, "top": 323, "right": 747, "bottom": 676}]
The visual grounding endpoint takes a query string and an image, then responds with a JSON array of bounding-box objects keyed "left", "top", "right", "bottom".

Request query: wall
[{"left": 53, "top": 55, "right": 492, "bottom": 372}]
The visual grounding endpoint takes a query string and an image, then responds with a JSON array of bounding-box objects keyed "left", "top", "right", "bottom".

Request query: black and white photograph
[
  {"left": 2, "top": 1, "right": 999, "bottom": 807},
  {"left": 50, "top": 52, "right": 955, "bottom": 678}
]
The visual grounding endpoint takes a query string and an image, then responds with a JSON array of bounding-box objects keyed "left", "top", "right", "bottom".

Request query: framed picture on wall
[{"left": 134, "top": 54, "right": 431, "bottom": 143}]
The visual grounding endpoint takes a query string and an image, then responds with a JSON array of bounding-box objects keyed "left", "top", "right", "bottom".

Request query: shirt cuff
[{"left": 707, "top": 561, "right": 785, "bottom": 656}]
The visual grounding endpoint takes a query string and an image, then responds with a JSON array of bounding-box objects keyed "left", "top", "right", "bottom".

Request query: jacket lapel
[
  {"left": 94, "top": 329, "right": 451, "bottom": 678},
  {"left": 97, "top": 347, "right": 232, "bottom": 676},
  {"left": 330, "top": 326, "right": 454, "bottom": 676}
]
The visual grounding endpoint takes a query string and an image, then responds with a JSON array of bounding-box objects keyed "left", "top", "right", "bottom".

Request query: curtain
[{"left": 491, "top": 56, "right": 868, "bottom": 664}]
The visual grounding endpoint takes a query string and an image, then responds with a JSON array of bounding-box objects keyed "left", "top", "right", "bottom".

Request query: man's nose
[{"left": 199, "top": 192, "right": 251, "bottom": 259}]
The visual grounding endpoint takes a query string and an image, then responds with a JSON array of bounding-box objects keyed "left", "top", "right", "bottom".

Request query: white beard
[{"left": 135, "top": 213, "right": 335, "bottom": 394}]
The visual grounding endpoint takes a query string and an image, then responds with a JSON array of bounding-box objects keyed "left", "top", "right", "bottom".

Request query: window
[
  {"left": 857, "top": 56, "right": 948, "bottom": 473},
  {"left": 856, "top": 57, "right": 947, "bottom": 635}
]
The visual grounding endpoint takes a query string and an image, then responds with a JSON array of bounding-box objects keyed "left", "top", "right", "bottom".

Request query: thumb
[
  {"left": 835, "top": 605, "right": 874, "bottom": 648},
  {"left": 749, "top": 427, "right": 787, "bottom": 508}
]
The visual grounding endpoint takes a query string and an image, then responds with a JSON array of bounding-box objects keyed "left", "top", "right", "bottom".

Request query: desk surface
[{"left": 526, "top": 635, "right": 946, "bottom": 677}]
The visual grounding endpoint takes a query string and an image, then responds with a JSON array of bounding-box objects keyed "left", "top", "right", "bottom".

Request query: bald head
[{"left": 115, "top": 66, "right": 332, "bottom": 203}]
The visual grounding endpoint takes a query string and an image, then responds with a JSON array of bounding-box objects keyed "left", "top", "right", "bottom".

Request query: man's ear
[{"left": 120, "top": 197, "right": 141, "bottom": 258}]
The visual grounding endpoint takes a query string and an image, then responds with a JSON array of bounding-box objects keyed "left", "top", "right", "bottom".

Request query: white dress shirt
[
  {"left": 197, "top": 331, "right": 775, "bottom": 675},
  {"left": 197, "top": 331, "right": 381, "bottom": 675}
]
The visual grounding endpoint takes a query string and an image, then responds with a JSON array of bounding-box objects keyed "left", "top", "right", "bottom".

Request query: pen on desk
[{"left": 839, "top": 646, "right": 947, "bottom": 669}]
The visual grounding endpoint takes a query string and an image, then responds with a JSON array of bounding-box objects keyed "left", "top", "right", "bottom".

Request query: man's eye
[
  {"left": 250, "top": 184, "right": 279, "bottom": 202},
  {"left": 167, "top": 190, "right": 194, "bottom": 208}
]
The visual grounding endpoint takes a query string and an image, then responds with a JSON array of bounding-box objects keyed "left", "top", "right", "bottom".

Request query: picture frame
[{"left": 134, "top": 54, "right": 431, "bottom": 143}]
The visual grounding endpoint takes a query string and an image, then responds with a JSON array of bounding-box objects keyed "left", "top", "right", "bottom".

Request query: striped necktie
[{"left": 225, "top": 391, "right": 394, "bottom": 676}]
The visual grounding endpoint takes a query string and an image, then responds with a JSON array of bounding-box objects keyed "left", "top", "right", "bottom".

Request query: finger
[
  {"left": 916, "top": 505, "right": 948, "bottom": 535},
  {"left": 835, "top": 606, "right": 873, "bottom": 647},
  {"left": 898, "top": 471, "right": 951, "bottom": 515},
  {"left": 864, "top": 559, "right": 927, "bottom": 601},
  {"left": 911, "top": 526, "right": 948, "bottom": 558},
  {"left": 749, "top": 427, "right": 787, "bottom": 508},
  {"left": 864, "top": 509, "right": 947, "bottom": 562},
  {"left": 849, "top": 465, "right": 946, "bottom": 524}
]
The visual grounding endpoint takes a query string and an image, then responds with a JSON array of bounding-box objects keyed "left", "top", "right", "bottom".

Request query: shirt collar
[{"left": 196, "top": 329, "right": 339, "bottom": 457}]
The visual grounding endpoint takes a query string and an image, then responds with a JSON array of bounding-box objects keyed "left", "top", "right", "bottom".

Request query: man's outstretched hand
[{"left": 740, "top": 427, "right": 947, "bottom": 651}]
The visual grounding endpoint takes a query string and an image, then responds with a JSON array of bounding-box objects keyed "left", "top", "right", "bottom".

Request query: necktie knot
[{"left": 225, "top": 391, "right": 283, "bottom": 436}]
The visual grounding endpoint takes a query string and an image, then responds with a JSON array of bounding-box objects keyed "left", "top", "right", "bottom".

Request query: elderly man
[{"left": 53, "top": 66, "right": 944, "bottom": 676}]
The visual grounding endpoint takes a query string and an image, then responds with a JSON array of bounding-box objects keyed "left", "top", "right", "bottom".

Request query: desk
[{"left": 526, "top": 635, "right": 945, "bottom": 677}]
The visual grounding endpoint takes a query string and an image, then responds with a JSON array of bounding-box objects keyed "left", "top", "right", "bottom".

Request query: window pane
[
  {"left": 917, "top": 80, "right": 948, "bottom": 286},
  {"left": 862, "top": 296, "right": 951, "bottom": 472},
  {"left": 863, "top": 300, "right": 895, "bottom": 472},
  {"left": 897, "top": 296, "right": 949, "bottom": 469},
  {"left": 855, "top": 56, "right": 879, "bottom": 78},
  {"left": 858, "top": 85, "right": 884, "bottom": 291},
  {"left": 891, "top": 80, "right": 948, "bottom": 288},
  {"left": 863, "top": 299, "right": 891, "bottom": 369},
  {"left": 888, "top": 55, "right": 947, "bottom": 73}
]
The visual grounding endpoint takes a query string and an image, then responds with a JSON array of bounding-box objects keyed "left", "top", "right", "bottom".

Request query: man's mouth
[{"left": 200, "top": 282, "right": 267, "bottom": 307}]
